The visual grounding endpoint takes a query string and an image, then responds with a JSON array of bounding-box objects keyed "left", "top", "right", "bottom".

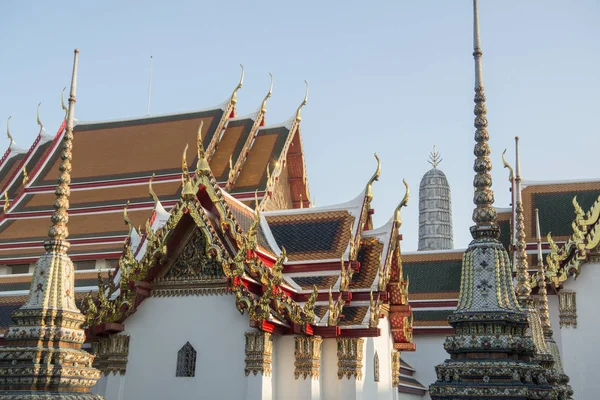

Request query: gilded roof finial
[
  {"left": 196, "top": 120, "right": 210, "bottom": 174},
  {"left": 47, "top": 49, "right": 79, "bottom": 243},
  {"left": 230, "top": 64, "right": 244, "bottom": 106},
  {"left": 6, "top": 116, "right": 14, "bottom": 145},
  {"left": 22, "top": 165, "right": 29, "bottom": 186},
  {"left": 260, "top": 73, "right": 274, "bottom": 115},
  {"left": 149, "top": 173, "right": 159, "bottom": 204},
  {"left": 36, "top": 102, "right": 44, "bottom": 135},
  {"left": 61, "top": 87, "right": 68, "bottom": 116},
  {"left": 365, "top": 153, "right": 381, "bottom": 201},
  {"left": 123, "top": 200, "right": 133, "bottom": 233},
  {"left": 427, "top": 145, "right": 442, "bottom": 168},
  {"left": 535, "top": 208, "right": 552, "bottom": 333},
  {"left": 501, "top": 148, "right": 514, "bottom": 182},
  {"left": 181, "top": 144, "right": 195, "bottom": 198},
  {"left": 394, "top": 179, "right": 410, "bottom": 225},
  {"left": 299, "top": 194, "right": 304, "bottom": 209},
  {"left": 514, "top": 136, "right": 532, "bottom": 304},
  {"left": 294, "top": 80, "right": 309, "bottom": 122},
  {"left": 469, "top": 0, "right": 498, "bottom": 239},
  {"left": 2, "top": 191, "right": 8, "bottom": 213}
]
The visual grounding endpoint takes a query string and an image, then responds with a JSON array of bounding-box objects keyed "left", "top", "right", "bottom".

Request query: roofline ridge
[
  {"left": 74, "top": 102, "right": 228, "bottom": 127},
  {"left": 522, "top": 177, "right": 600, "bottom": 187},
  {"left": 262, "top": 188, "right": 366, "bottom": 217}
]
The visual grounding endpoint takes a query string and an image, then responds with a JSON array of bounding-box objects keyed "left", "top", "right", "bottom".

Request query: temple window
[
  {"left": 176, "top": 342, "right": 197, "bottom": 377},
  {"left": 374, "top": 351, "right": 380, "bottom": 382}
]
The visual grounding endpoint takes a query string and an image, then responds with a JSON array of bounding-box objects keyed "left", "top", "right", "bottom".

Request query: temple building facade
[
  {"left": 0, "top": 64, "right": 416, "bottom": 399},
  {"left": 0, "top": 3, "right": 599, "bottom": 400}
]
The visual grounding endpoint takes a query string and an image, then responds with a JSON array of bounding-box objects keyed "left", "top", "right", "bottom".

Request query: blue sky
[{"left": 1, "top": 1, "right": 599, "bottom": 251}]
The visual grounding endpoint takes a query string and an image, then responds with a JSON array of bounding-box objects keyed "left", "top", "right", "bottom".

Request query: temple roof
[{"left": 0, "top": 89, "right": 312, "bottom": 264}]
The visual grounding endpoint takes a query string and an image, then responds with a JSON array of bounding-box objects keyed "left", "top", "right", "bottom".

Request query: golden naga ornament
[
  {"left": 339, "top": 256, "right": 354, "bottom": 292},
  {"left": 369, "top": 290, "right": 382, "bottom": 328},
  {"left": 2, "top": 191, "right": 8, "bottom": 213},
  {"left": 328, "top": 286, "right": 345, "bottom": 326}
]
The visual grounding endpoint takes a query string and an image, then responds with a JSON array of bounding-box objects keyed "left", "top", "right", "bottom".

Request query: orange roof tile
[{"left": 33, "top": 110, "right": 223, "bottom": 186}]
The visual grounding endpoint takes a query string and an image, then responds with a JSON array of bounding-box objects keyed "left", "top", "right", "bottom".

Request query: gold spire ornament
[
  {"left": 0, "top": 49, "right": 102, "bottom": 398},
  {"left": 294, "top": 80, "right": 309, "bottom": 122}
]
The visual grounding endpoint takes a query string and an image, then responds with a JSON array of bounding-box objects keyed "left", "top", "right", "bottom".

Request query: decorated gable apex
[{"left": 83, "top": 137, "right": 414, "bottom": 352}]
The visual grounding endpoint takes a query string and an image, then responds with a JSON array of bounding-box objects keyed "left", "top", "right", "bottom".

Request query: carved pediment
[{"left": 152, "top": 228, "right": 228, "bottom": 295}]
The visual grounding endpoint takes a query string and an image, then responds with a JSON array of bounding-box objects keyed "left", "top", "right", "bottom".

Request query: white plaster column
[
  {"left": 293, "top": 335, "right": 322, "bottom": 399},
  {"left": 321, "top": 338, "right": 340, "bottom": 400},
  {"left": 337, "top": 337, "right": 365, "bottom": 400},
  {"left": 244, "top": 331, "right": 274, "bottom": 400}
]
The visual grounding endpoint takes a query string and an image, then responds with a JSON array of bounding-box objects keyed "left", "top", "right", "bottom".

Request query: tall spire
[
  {"left": 470, "top": 0, "right": 498, "bottom": 240},
  {"left": 514, "top": 136, "right": 532, "bottom": 304},
  {"left": 48, "top": 49, "right": 79, "bottom": 243},
  {"left": 430, "top": 3, "right": 555, "bottom": 398},
  {"left": 0, "top": 49, "right": 102, "bottom": 399}
]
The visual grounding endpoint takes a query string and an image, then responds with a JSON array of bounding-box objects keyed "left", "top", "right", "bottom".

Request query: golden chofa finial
[
  {"left": 123, "top": 200, "right": 133, "bottom": 233},
  {"left": 149, "top": 173, "right": 159, "bottom": 204},
  {"left": 36, "top": 102, "right": 44, "bottom": 134},
  {"left": 427, "top": 145, "right": 442, "bottom": 168},
  {"left": 294, "top": 80, "right": 309, "bottom": 122},
  {"left": 502, "top": 148, "right": 514, "bottom": 182},
  {"left": 6, "top": 116, "right": 14, "bottom": 145},
  {"left": 196, "top": 120, "right": 210, "bottom": 174},
  {"left": 230, "top": 64, "right": 244, "bottom": 106},
  {"left": 394, "top": 179, "right": 410, "bottom": 225},
  {"left": 2, "top": 191, "right": 8, "bottom": 213},
  {"left": 260, "top": 73, "right": 274, "bottom": 115},
  {"left": 365, "top": 153, "right": 381, "bottom": 200},
  {"left": 181, "top": 144, "right": 196, "bottom": 197},
  {"left": 61, "top": 87, "right": 68, "bottom": 116}
]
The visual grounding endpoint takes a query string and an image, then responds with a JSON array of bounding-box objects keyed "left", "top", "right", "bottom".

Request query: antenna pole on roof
[{"left": 146, "top": 55, "right": 153, "bottom": 116}]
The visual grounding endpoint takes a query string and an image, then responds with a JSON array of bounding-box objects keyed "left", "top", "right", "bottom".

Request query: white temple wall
[
  {"left": 362, "top": 319, "right": 395, "bottom": 400},
  {"left": 401, "top": 333, "right": 447, "bottom": 400},
  {"left": 321, "top": 338, "right": 341, "bottom": 400},
  {"left": 98, "top": 294, "right": 248, "bottom": 400},
  {"left": 560, "top": 261, "right": 600, "bottom": 399},
  {"left": 547, "top": 294, "right": 562, "bottom": 353},
  {"left": 274, "top": 335, "right": 310, "bottom": 400}
]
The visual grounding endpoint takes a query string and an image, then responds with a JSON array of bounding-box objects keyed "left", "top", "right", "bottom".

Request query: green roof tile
[
  {"left": 403, "top": 260, "right": 461, "bottom": 293},
  {"left": 534, "top": 190, "right": 599, "bottom": 237}
]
